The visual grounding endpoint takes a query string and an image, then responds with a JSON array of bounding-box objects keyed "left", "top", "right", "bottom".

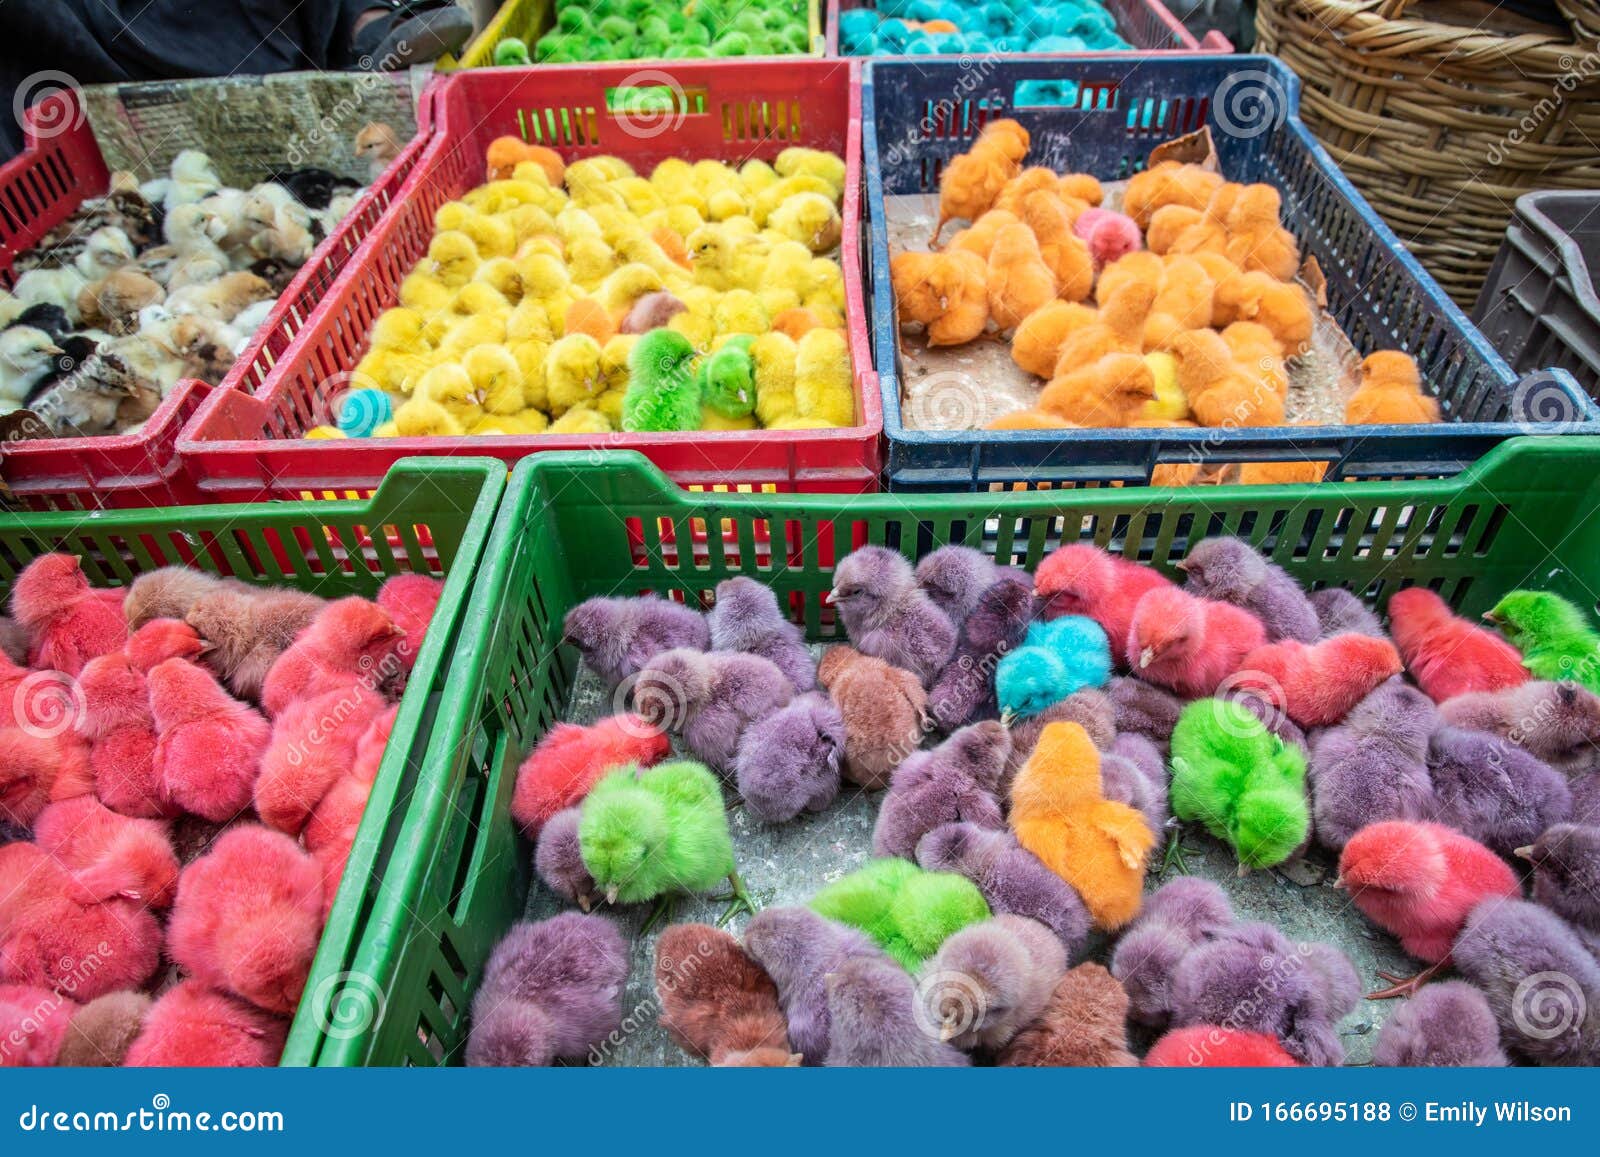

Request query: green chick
[
  {"left": 492, "top": 37, "right": 530, "bottom": 66},
  {"left": 578, "top": 760, "right": 753, "bottom": 924},
  {"left": 1169, "top": 698, "right": 1308, "bottom": 873},
  {"left": 1485, "top": 590, "right": 1600, "bottom": 692},
  {"left": 698, "top": 334, "right": 757, "bottom": 426},
  {"left": 809, "top": 858, "right": 990, "bottom": 969},
  {"left": 622, "top": 328, "right": 703, "bottom": 432}
]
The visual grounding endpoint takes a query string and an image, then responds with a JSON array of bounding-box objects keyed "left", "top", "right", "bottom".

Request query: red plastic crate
[
  {"left": 177, "top": 60, "right": 883, "bottom": 499},
  {"left": 0, "top": 89, "right": 429, "bottom": 510},
  {"left": 824, "top": 0, "right": 1233, "bottom": 52}
]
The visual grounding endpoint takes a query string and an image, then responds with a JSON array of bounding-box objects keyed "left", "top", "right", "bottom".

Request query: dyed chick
[
  {"left": 930, "top": 117, "right": 1029, "bottom": 243},
  {"left": 124, "top": 981, "right": 287, "bottom": 1068},
  {"left": 167, "top": 825, "right": 323, "bottom": 1014},
  {"left": 633, "top": 648, "right": 792, "bottom": 774},
  {"left": 1105, "top": 675, "right": 1185, "bottom": 754},
  {"left": 1102, "top": 732, "right": 1171, "bottom": 835},
  {"left": 9, "top": 553, "right": 126, "bottom": 676},
  {"left": 55, "top": 990, "right": 152, "bottom": 1068},
  {"left": 823, "top": 957, "right": 969, "bottom": 1067},
  {"left": 123, "top": 566, "right": 248, "bottom": 629},
  {"left": 708, "top": 575, "right": 815, "bottom": 693},
  {"left": 148, "top": 658, "right": 271, "bottom": 822},
  {"left": 561, "top": 594, "right": 709, "bottom": 689},
  {"left": 534, "top": 807, "right": 596, "bottom": 911},
  {"left": 376, "top": 573, "right": 444, "bottom": 673},
  {"left": 1111, "top": 878, "right": 1236, "bottom": 1028},
  {"left": 1170, "top": 698, "right": 1309, "bottom": 872},
  {"left": 920, "top": 914, "right": 1067, "bottom": 1051},
  {"left": 1440, "top": 680, "right": 1600, "bottom": 775},
  {"left": 928, "top": 573, "right": 1036, "bottom": 730},
  {"left": 1426, "top": 726, "right": 1572, "bottom": 857},
  {"left": 1234, "top": 633, "right": 1403, "bottom": 727},
  {"left": 1310, "top": 586, "right": 1387, "bottom": 640},
  {"left": 621, "top": 328, "right": 700, "bottom": 432},
  {"left": 31, "top": 795, "right": 179, "bottom": 908},
  {"left": 872, "top": 721, "right": 1008, "bottom": 859},
  {"left": 1387, "top": 586, "right": 1528, "bottom": 702},
  {"left": 465, "top": 913, "right": 629, "bottom": 1067},
  {"left": 578, "top": 760, "right": 752, "bottom": 922},
  {"left": 656, "top": 923, "right": 796, "bottom": 1066},
  {"left": 1009, "top": 722, "right": 1154, "bottom": 930},
  {"left": 1127, "top": 586, "right": 1266, "bottom": 698},
  {"left": 743, "top": 906, "right": 890, "bottom": 1066},
  {"left": 994, "top": 614, "right": 1111, "bottom": 724},
  {"left": 733, "top": 693, "right": 844, "bottom": 823},
  {"left": 185, "top": 587, "right": 324, "bottom": 702},
  {"left": 830, "top": 545, "right": 957, "bottom": 686},
  {"left": 255, "top": 680, "right": 388, "bottom": 837},
  {"left": 915, "top": 823, "right": 1091, "bottom": 956},
  {"left": 816, "top": 646, "right": 928, "bottom": 790},
  {"left": 1519, "top": 823, "right": 1600, "bottom": 935},
  {"left": 1179, "top": 536, "right": 1318, "bottom": 643},
  {"left": 997, "top": 963, "right": 1138, "bottom": 1067},
  {"left": 1371, "top": 982, "right": 1508, "bottom": 1066},
  {"left": 510, "top": 714, "right": 669, "bottom": 836},
  {"left": 914, "top": 544, "right": 1004, "bottom": 628},
  {"left": 889, "top": 249, "right": 989, "bottom": 346},
  {"left": 1308, "top": 680, "right": 1437, "bottom": 850},
  {"left": 1144, "top": 1026, "right": 1299, "bottom": 1067},
  {"left": 0, "top": 728, "right": 93, "bottom": 830},
  {"left": 1486, "top": 590, "right": 1600, "bottom": 694},
  {"left": 1337, "top": 821, "right": 1521, "bottom": 997},
  {"left": 259, "top": 596, "right": 405, "bottom": 717},
  {"left": 809, "top": 857, "right": 990, "bottom": 970}
]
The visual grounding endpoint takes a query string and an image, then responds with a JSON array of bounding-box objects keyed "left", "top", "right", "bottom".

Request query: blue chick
[{"left": 994, "top": 614, "right": 1112, "bottom": 724}]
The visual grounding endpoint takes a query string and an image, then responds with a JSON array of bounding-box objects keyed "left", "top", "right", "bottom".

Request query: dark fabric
[{"left": 0, "top": 0, "right": 379, "bottom": 156}]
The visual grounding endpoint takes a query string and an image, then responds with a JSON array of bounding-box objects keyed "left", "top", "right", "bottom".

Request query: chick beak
[
  {"left": 1174, "top": 560, "right": 1190, "bottom": 572},
  {"left": 1236, "top": 863, "right": 1251, "bottom": 878},
  {"left": 1482, "top": 611, "right": 1502, "bottom": 624},
  {"left": 1000, "top": 708, "right": 1017, "bottom": 727},
  {"left": 43, "top": 344, "right": 64, "bottom": 357},
  {"left": 577, "top": 891, "right": 593, "bottom": 913},
  {"left": 1332, "top": 875, "right": 1345, "bottom": 890},
  {"left": 604, "top": 886, "right": 620, "bottom": 905},
  {"left": 430, "top": 260, "right": 442, "bottom": 274},
  {"left": 824, "top": 589, "right": 838, "bottom": 606},
  {"left": 1514, "top": 845, "right": 1535, "bottom": 862},
  {"left": 938, "top": 295, "right": 949, "bottom": 310},
  {"left": 470, "top": 389, "right": 487, "bottom": 406},
  {"left": 1138, "top": 646, "right": 1156, "bottom": 670}
]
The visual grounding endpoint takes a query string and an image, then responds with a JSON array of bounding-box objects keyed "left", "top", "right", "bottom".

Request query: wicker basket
[{"left": 1256, "top": 0, "right": 1600, "bottom": 308}]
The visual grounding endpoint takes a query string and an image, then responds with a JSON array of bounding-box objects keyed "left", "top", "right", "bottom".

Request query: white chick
[
  {"left": 73, "top": 227, "right": 136, "bottom": 281},
  {"left": 163, "top": 149, "right": 222, "bottom": 211},
  {"left": 228, "top": 299, "right": 276, "bottom": 351},
  {"left": 11, "top": 267, "right": 87, "bottom": 324},
  {"left": 0, "top": 290, "right": 24, "bottom": 327},
  {"left": 0, "top": 326, "right": 64, "bottom": 404}
]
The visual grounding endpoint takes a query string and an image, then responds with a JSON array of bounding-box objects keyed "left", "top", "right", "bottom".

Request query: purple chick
[
  {"left": 1168, "top": 921, "right": 1359, "bottom": 1067},
  {"left": 1427, "top": 725, "right": 1572, "bottom": 857},
  {"left": 915, "top": 823, "right": 1091, "bottom": 956},
  {"left": 1004, "top": 688, "right": 1116, "bottom": 789},
  {"left": 1308, "top": 586, "right": 1386, "bottom": 639},
  {"left": 534, "top": 807, "right": 596, "bottom": 911},
  {"left": 1574, "top": 771, "right": 1600, "bottom": 827},
  {"left": 465, "top": 912, "right": 629, "bottom": 1067},
  {"left": 1101, "top": 732, "right": 1169, "bottom": 833},
  {"left": 743, "top": 906, "right": 890, "bottom": 1066},
  {"left": 563, "top": 595, "right": 710, "bottom": 688},
  {"left": 1307, "top": 678, "right": 1437, "bottom": 850},
  {"left": 1453, "top": 898, "right": 1600, "bottom": 1065},
  {"left": 919, "top": 915, "right": 1067, "bottom": 1051},
  {"left": 830, "top": 545, "right": 957, "bottom": 687},
  {"left": 914, "top": 545, "right": 1005, "bottom": 628},
  {"left": 872, "top": 721, "right": 1009, "bottom": 859},
  {"left": 1110, "top": 877, "right": 1235, "bottom": 1028},
  {"left": 822, "top": 956, "right": 970, "bottom": 1067},
  {"left": 633, "top": 648, "right": 793, "bottom": 773},
  {"left": 1233, "top": 690, "right": 1308, "bottom": 752},
  {"left": 1520, "top": 823, "right": 1600, "bottom": 936},
  {"left": 1439, "top": 680, "right": 1600, "bottom": 778},
  {"left": 1371, "top": 981, "right": 1508, "bottom": 1067},
  {"left": 708, "top": 576, "right": 816, "bottom": 693},
  {"left": 928, "top": 574, "right": 1036, "bottom": 731},
  {"left": 1179, "top": 536, "right": 1319, "bottom": 643},
  {"left": 733, "top": 692, "right": 844, "bottom": 823},
  {"left": 1106, "top": 675, "right": 1185, "bottom": 755}
]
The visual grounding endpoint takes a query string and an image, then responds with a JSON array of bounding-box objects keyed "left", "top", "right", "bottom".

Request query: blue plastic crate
[{"left": 864, "top": 54, "right": 1600, "bottom": 491}]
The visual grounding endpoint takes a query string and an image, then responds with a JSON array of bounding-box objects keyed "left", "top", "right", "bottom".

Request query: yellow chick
[
  {"left": 399, "top": 270, "right": 451, "bottom": 315},
  {"left": 392, "top": 396, "right": 464, "bottom": 438},
  {"left": 752, "top": 175, "right": 834, "bottom": 227},
  {"left": 774, "top": 147, "right": 847, "bottom": 198},
  {"left": 594, "top": 263, "right": 665, "bottom": 318},
  {"left": 597, "top": 334, "right": 635, "bottom": 424},
  {"left": 454, "top": 209, "right": 516, "bottom": 259},
  {"left": 1141, "top": 351, "right": 1190, "bottom": 422},
  {"left": 476, "top": 179, "right": 548, "bottom": 215},
  {"left": 612, "top": 229, "right": 693, "bottom": 284},
  {"left": 428, "top": 231, "right": 480, "bottom": 288},
  {"left": 750, "top": 331, "right": 799, "bottom": 427},
  {"left": 555, "top": 206, "right": 604, "bottom": 243},
  {"left": 566, "top": 234, "right": 616, "bottom": 287},
  {"left": 516, "top": 235, "right": 564, "bottom": 261},
  {"left": 463, "top": 345, "right": 525, "bottom": 415},
  {"left": 471, "top": 410, "right": 549, "bottom": 435},
  {"left": 503, "top": 203, "right": 559, "bottom": 245},
  {"left": 473, "top": 257, "right": 524, "bottom": 303},
  {"left": 304, "top": 425, "right": 346, "bottom": 440},
  {"left": 439, "top": 314, "right": 506, "bottom": 354},
  {"left": 765, "top": 240, "right": 814, "bottom": 288},
  {"left": 714, "top": 289, "right": 770, "bottom": 336},
  {"left": 692, "top": 159, "right": 743, "bottom": 200},
  {"left": 739, "top": 159, "right": 780, "bottom": 196},
  {"left": 652, "top": 203, "right": 704, "bottom": 240},
  {"left": 668, "top": 310, "right": 716, "bottom": 349},
  {"left": 613, "top": 177, "right": 664, "bottom": 216},
  {"left": 354, "top": 307, "right": 432, "bottom": 393},
  {"left": 650, "top": 158, "right": 706, "bottom": 215},
  {"left": 706, "top": 187, "right": 750, "bottom": 222},
  {"left": 768, "top": 192, "right": 843, "bottom": 254},
  {"left": 800, "top": 257, "right": 847, "bottom": 316},
  {"left": 371, "top": 308, "right": 427, "bottom": 351},
  {"left": 508, "top": 339, "right": 551, "bottom": 412},
  {"left": 417, "top": 363, "right": 485, "bottom": 425},
  {"left": 792, "top": 328, "right": 854, "bottom": 427},
  {"left": 450, "top": 282, "right": 513, "bottom": 319},
  {"left": 506, "top": 297, "right": 556, "bottom": 344},
  {"left": 757, "top": 287, "right": 802, "bottom": 318},
  {"left": 548, "top": 406, "right": 613, "bottom": 434},
  {"left": 686, "top": 223, "right": 767, "bottom": 290},
  {"left": 545, "top": 333, "right": 606, "bottom": 416}
]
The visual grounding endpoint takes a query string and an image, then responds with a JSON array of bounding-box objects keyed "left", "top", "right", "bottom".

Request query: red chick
[
  {"left": 148, "top": 658, "right": 272, "bottom": 823},
  {"left": 1034, "top": 543, "right": 1176, "bottom": 668},
  {"left": 255, "top": 679, "right": 389, "bottom": 837},
  {"left": 304, "top": 705, "right": 396, "bottom": 918},
  {"left": 32, "top": 795, "right": 180, "bottom": 909},
  {"left": 1234, "top": 633, "right": 1402, "bottom": 727},
  {"left": 124, "top": 980, "right": 287, "bottom": 1068},
  {"left": 510, "top": 713, "right": 670, "bottom": 835},
  {"left": 1336, "top": 820, "right": 1521, "bottom": 998},
  {"left": 1127, "top": 586, "right": 1267, "bottom": 698},
  {"left": 76, "top": 654, "right": 174, "bottom": 820},
  {"left": 8, "top": 554, "right": 127, "bottom": 676},
  {"left": 167, "top": 824, "right": 325, "bottom": 1015},
  {"left": 1144, "top": 1025, "right": 1300, "bottom": 1067},
  {"left": 0, "top": 726, "right": 94, "bottom": 829},
  {"left": 1386, "top": 587, "right": 1528, "bottom": 704},
  {"left": 125, "top": 617, "right": 205, "bottom": 671},
  {"left": 260, "top": 596, "right": 405, "bottom": 717},
  {"left": 376, "top": 573, "right": 444, "bottom": 674}
]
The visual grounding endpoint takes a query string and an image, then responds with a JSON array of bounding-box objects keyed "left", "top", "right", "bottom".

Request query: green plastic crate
[
  {"left": 0, "top": 458, "right": 507, "bottom": 1068},
  {"left": 308, "top": 437, "right": 1600, "bottom": 1065}
]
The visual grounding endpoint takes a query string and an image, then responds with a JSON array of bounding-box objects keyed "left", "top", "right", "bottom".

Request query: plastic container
[
  {"left": 826, "top": 0, "right": 1232, "bottom": 54},
  {"left": 178, "top": 61, "right": 882, "bottom": 499},
  {"left": 0, "top": 85, "right": 428, "bottom": 510},
  {"left": 1473, "top": 191, "right": 1600, "bottom": 401},
  {"left": 0, "top": 456, "right": 506, "bottom": 1068},
  {"left": 298, "top": 435, "right": 1600, "bottom": 1064},
  {"left": 863, "top": 54, "right": 1600, "bottom": 491}
]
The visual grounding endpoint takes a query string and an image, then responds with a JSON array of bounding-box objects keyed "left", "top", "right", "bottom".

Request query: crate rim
[
  {"left": 1511, "top": 189, "right": 1600, "bottom": 319},
  {"left": 825, "top": 0, "right": 1234, "bottom": 54}
]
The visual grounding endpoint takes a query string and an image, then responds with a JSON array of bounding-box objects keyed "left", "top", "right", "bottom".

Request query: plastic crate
[
  {"left": 178, "top": 60, "right": 882, "bottom": 499},
  {"left": 0, "top": 456, "right": 506, "bottom": 1068},
  {"left": 299, "top": 435, "right": 1600, "bottom": 1064},
  {"left": 826, "top": 0, "right": 1233, "bottom": 53},
  {"left": 1473, "top": 191, "right": 1600, "bottom": 401},
  {"left": 863, "top": 54, "right": 1600, "bottom": 491},
  {"left": 0, "top": 85, "right": 429, "bottom": 511}
]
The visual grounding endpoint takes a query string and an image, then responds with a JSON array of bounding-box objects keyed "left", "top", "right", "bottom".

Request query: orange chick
[
  {"left": 1095, "top": 251, "right": 1164, "bottom": 305},
  {"left": 1172, "top": 329, "right": 1285, "bottom": 428},
  {"left": 1164, "top": 183, "right": 1241, "bottom": 258},
  {"left": 1056, "top": 173, "right": 1104, "bottom": 208},
  {"left": 987, "top": 410, "right": 1078, "bottom": 430},
  {"left": 1224, "top": 185, "right": 1300, "bottom": 280},
  {"left": 1143, "top": 256, "right": 1216, "bottom": 349},
  {"left": 931, "top": 118, "right": 1030, "bottom": 243},
  {"left": 486, "top": 137, "right": 564, "bottom": 184},
  {"left": 1098, "top": 279, "right": 1157, "bottom": 350},
  {"left": 993, "top": 167, "right": 1063, "bottom": 217},
  {"left": 1039, "top": 352, "right": 1157, "bottom": 428},
  {"left": 1345, "top": 351, "right": 1439, "bottom": 424},
  {"left": 1021, "top": 191, "right": 1093, "bottom": 302},
  {"left": 652, "top": 226, "right": 691, "bottom": 269},
  {"left": 1009, "top": 721, "right": 1155, "bottom": 930},
  {"left": 1012, "top": 301, "right": 1097, "bottom": 377},
  {"left": 891, "top": 249, "right": 990, "bottom": 346},
  {"left": 564, "top": 297, "right": 616, "bottom": 344},
  {"left": 947, "top": 209, "right": 1020, "bottom": 260},
  {"left": 986, "top": 224, "right": 1057, "bottom": 331},
  {"left": 1123, "top": 161, "right": 1225, "bottom": 229}
]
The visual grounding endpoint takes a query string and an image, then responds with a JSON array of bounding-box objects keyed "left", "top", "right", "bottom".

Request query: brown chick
[
  {"left": 56, "top": 991, "right": 152, "bottom": 1067},
  {"left": 891, "top": 250, "right": 990, "bottom": 346},
  {"left": 993, "top": 167, "right": 1063, "bottom": 217},
  {"left": 986, "top": 224, "right": 1057, "bottom": 331},
  {"left": 655, "top": 923, "right": 797, "bottom": 1067},
  {"left": 1095, "top": 251, "right": 1164, "bottom": 305},
  {"left": 1021, "top": 191, "right": 1093, "bottom": 302},
  {"left": 1345, "top": 350, "right": 1439, "bottom": 424},
  {"left": 1123, "top": 161, "right": 1226, "bottom": 229},
  {"left": 1224, "top": 184, "right": 1300, "bottom": 280},
  {"left": 947, "top": 209, "right": 1020, "bottom": 260},
  {"left": 1039, "top": 352, "right": 1157, "bottom": 427},
  {"left": 78, "top": 271, "right": 164, "bottom": 335},
  {"left": 186, "top": 587, "right": 326, "bottom": 702},
  {"left": 996, "top": 963, "right": 1138, "bottom": 1067},
  {"left": 1012, "top": 301, "right": 1097, "bottom": 377},
  {"left": 816, "top": 646, "right": 928, "bottom": 790},
  {"left": 931, "top": 118, "right": 1030, "bottom": 243}
]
